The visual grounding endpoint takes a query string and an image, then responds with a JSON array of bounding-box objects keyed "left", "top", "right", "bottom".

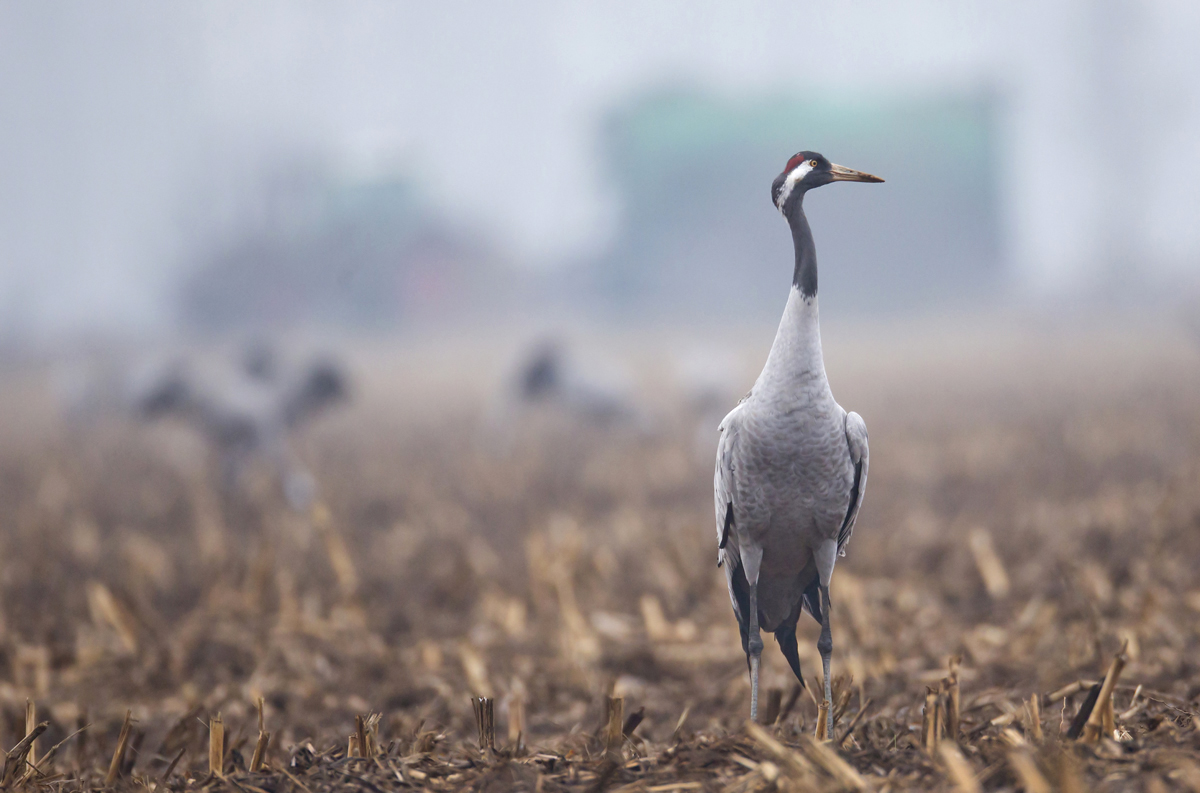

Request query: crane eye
[{"left": 809, "top": 159, "right": 818, "bottom": 168}]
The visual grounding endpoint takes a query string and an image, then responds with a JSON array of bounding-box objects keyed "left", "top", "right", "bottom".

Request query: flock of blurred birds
[
  {"left": 54, "top": 337, "right": 740, "bottom": 513},
  {"left": 54, "top": 315, "right": 1200, "bottom": 519}
]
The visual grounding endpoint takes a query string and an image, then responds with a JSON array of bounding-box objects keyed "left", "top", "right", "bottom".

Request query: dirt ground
[{"left": 1, "top": 318, "right": 1200, "bottom": 791}]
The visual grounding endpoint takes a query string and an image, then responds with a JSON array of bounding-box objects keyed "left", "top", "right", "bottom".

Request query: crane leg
[
  {"left": 748, "top": 583, "right": 763, "bottom": 722},
  {"left": 817, "top": 584, "right": 833, "bottom": 737}
]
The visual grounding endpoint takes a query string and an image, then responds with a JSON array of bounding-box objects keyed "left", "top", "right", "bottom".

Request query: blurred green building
[{"left": 590, "top": 88, "right": 1004, "bottom": 319}]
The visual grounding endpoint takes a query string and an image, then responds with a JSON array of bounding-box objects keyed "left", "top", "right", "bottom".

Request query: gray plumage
[{"left": 714, "top": 151, "right": 880, "bottom": 729}]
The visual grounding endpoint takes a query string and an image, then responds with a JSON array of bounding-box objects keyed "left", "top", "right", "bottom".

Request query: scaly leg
[
  {"left": 748, "top": 583, "right": 763, "bottom": 722},
  {"left": 817, "top": 584, "right": 833, "bottom": 737}
]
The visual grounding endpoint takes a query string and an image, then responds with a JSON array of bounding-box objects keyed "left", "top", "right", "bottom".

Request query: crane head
[{"left": 772, "top": 151, "right": 883, "bottom": 214}]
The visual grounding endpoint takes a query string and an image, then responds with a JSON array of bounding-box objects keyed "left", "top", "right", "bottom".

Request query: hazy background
[{"left": 1, "top": 0, "right": 1199, "bottom": 341}]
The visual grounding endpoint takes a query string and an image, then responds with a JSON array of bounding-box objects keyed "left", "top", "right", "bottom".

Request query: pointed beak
[{"left": 829, "top": 163, "right": 884, "bottom": 183}]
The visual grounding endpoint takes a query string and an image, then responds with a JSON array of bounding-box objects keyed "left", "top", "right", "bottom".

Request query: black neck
[{"left": 786, "top": 196, "right": 817, "bottom": 298}]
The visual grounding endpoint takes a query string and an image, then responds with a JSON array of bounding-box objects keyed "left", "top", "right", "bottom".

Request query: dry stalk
[
  {"left": 1, "top": 721, "right": 47, "bottom": 786},
  {"left": 968, "top": 527, "right": 1010, "bottom": 599},
  {"left": 355, "top": 715, "right": 368, "bottom": 758},
  {"left": 1026, "top": 694, "right": 1044, "bottom": 743},
  {"left": 1081, "top": 642, "right": 1128, "bottom": 743},
  {"left": 1000, "top": 727, "right": 1026, "bottom": 748},
  {"left": 935, "top": 690, "right": 945, "bottom": 746},
  {"left": 482, "top": 698, "right": 495, "bottom": 752},
  {"left": 815, "top": 700, "right": 829, "bottom": 741},
  {"left": 472, "top": 697, "right": 495, "bottom": 751},
  {"left": 670, "top": 707, "right": 690, "bottom": 744},
  {"left": 32, "top": 723, "right": 89, "bottom": 775},
  {"left": 121, "top": 729, "right": 144, "bottom": 776},
  {"left": 122, "top": 724, "right": 144, "bottom": 777},
  {"left": 946, "top": 655, "right": 962, "bottom": 741},
  {"left": 1118, "top": 684, "right": 1144, "bottom": 721},
  {"left": 209, "top": 714, "right": 225, "bottom": 775},
  {"left": 1101, "top": 690, "right": 1116, "bottom": 737},
  {"left": 250, "top": 731, "right": 271, "bottom": 771},
  {"left": 802, "top": 678, "right": 821, "bottom": 709},
  {"left": 105, "top": 710, "right": 133, "bottom": 787},
  {"left": 1008, "top": 749, "right": 1051, "bottom": 793},
  {"left": 160, "top": 746, "right": 186, "bottom": 785},
  {"left": 832, "top": 684, "right": 853, "bottom": 724},
  {"left": 1048, "top": 680, "right": 1093, "bottom": 703},
  {"left": 86, "top": 581, "right": 138, "bottom": 654},
  {"left": 922, "top": 687, "right": 941, "bottom": 754},
  {"left": 604, "top": 696, "right": 624, "bottom": 761},
  {"left": 249, "top": 695, "right": 271, "bottom": 771},
  {"left": 508, "top": 696, "right": 525, "bottom": 748},
  {"left": 363, "top": 714, "right": 379, "bottom": 757},
  {"left": 938, "top": 742, "right": 980, "bottom": 793},
  {"left": 24, "top": 701, "right": 36, "bottom": 769}
]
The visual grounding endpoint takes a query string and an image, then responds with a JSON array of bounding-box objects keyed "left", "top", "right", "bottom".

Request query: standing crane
[{"left": 714, "top": 152, "right": 882, "bottom": 731}]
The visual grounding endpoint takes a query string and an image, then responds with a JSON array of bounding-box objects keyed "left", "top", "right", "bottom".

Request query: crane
[{"left": 715, "top": 151, "right": 882, "bottom": 731}]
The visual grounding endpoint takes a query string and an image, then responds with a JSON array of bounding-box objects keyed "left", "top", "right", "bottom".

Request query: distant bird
[
  {"left": 137, "top": 349, "right": 347, "bottom": 510},
  {"left": 714, "top": 152, "right": 881, "bottom": 729},
  {"left": 512, "top": 340, "right": 641, "bottom": 427}
]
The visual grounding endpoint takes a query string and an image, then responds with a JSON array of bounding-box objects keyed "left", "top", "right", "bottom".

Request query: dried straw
[
  {"left": 209, "top": 713, "right": 225, "bottom": 776},
  {"left": 1081, "top": 643, "right": 1128, "bottom": 743},
  {"left": 1, "top": 721, "right": 47, "bottom": 786},
  {"left": 815, "top": 700, "right": 829, "bottom": 742},
  {"left": 604, "top": 696, "right": 624, "bottom": 761},
  {"left": 104, "top": 710, "right": 132, "bottom": 787}
]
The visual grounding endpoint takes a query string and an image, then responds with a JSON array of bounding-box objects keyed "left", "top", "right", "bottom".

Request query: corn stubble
[{"left": 0, "top": 337, "right": 1198, "bottom": 790}]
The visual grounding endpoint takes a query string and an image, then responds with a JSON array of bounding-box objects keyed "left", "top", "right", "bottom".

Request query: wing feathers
[
  {"left": 836, "top": 411, "right": 869, "bottom": 555},
  {"left": 713, "top": 406, "right": 743, "bottom": 547}
]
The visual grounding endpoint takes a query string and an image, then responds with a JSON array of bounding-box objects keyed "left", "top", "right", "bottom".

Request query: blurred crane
[
  {"left": 715, "top": 152, "right": 880, "bottom": 730},
  {"left": 511, "top": 339, "right": 644, "bottom": 427},
  {"left": 136, "top": 346, "right": 348, "bottom": 510}
]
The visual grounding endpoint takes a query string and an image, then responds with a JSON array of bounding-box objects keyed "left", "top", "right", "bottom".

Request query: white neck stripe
[{"left": 776, "top": 161, "right": 813, "bottom": 212}]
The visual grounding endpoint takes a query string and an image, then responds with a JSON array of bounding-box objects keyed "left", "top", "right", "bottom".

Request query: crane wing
[
  {"left": 714, "top": 403, "right": 755, "bottom": 642},
  {"left": 714, "top": 404, "right": 744, "bottom": 551},
  {"left": 836, "top": 410, "right": 869, "bottom": 556}
]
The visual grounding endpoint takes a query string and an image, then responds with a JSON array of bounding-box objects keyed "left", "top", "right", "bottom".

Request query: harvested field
[{"left": 2, "top": 320, "right": 1200, "bottom": 791}]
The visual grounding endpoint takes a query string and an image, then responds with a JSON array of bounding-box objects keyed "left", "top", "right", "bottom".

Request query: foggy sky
[{"left": 1, "top": 1, "right": 1198, "bottom": 335}]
